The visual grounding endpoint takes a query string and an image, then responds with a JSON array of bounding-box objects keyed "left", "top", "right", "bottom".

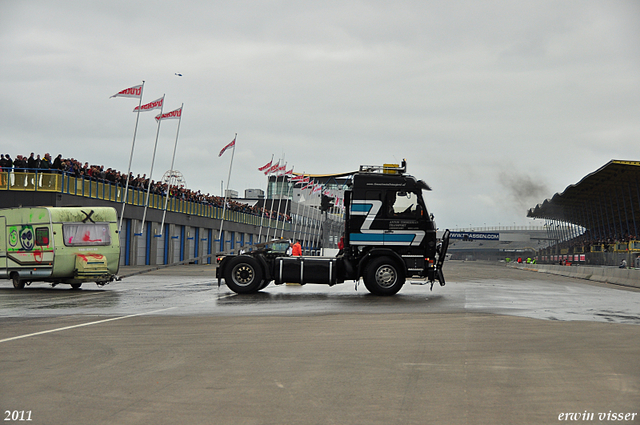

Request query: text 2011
[{"left": 4, "top": 411, "right": 32, "bottom": 421}]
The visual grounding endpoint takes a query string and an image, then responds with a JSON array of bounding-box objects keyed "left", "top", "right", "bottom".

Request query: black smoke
[{"left": 498, "top": 170, "right": 550, "bottom": 215}]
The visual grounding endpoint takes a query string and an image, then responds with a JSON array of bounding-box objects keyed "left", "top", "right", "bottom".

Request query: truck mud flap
[
  {"left": 275, "top": 257, "right": 338, "bottom": 286},
  {"left": 435, "top": 229, "right": 450, "bottom": 286}
]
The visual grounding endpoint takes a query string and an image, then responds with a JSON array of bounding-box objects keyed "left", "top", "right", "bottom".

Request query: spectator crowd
[{"left": 0, "top": 152, "right": 291, "bottom": 223}]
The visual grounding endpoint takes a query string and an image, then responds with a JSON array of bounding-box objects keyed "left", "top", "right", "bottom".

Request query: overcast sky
[{"left": 1, "top": 0, "right": 638, "bottom": 230}]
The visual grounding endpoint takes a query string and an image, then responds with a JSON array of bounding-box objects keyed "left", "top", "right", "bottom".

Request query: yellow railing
[
  {"left": 0, "top": 171, "right": 290, "bottom": 230},
  {"left": 614, "top": 242, "right": 628, "bottom": 252}
]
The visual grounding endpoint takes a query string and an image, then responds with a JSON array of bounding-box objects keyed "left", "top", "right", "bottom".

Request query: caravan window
[
  {"left": 35, "top": 227, "right": 50, "bottom": 246},
  {"left": 63, "top": 223, "right": 111, "bottom": 246}
]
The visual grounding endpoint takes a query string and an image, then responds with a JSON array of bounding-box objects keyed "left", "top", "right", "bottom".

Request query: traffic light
[{"left": 320, "top": 194, "right": 334, "bottom": 212}]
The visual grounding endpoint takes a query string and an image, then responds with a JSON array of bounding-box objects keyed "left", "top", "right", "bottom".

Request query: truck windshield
[{"left": 63, "top": 223, "right": 111, "bottom": 246}]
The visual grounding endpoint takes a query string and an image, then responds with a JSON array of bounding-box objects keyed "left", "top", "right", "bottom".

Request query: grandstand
[{"left": 527, "top": 160, "right": 640, "bottom": 267}]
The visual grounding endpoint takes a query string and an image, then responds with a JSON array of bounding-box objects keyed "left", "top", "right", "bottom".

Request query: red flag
[
  {"left": 155, "top": 107, "right": 182, "bottom": 121},
  {"left": 134, "top": 97, "right": 164, "bottom": 112},
  {"left": 110, "top": 84, "right": 142, "bottom": 99},
  {"left": 258, "top": 160, "right": 272, "bottom": 172},
  {"left": 285, "top": 168, "right": 294, "bottom": 175},
  {"left": 219, "top": 137, "right": 236, "bottom": 157}
]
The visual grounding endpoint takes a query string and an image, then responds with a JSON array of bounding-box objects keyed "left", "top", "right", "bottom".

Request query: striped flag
[
  {"left": 219, "top": 137, "right": 236, "bottom": 157},
  {"left": 110, "top": 84, "right": 142, "bottom": 99},
  {"left": 258, "top": 160, "right": 272, "bottom": 172},
  {"left": 134, "top": 97, "right": 164, "bottom": 112},
  {"left": 155, "top": 106, "right": 182, "bottom": 121},
  {"left": 265, "top": 161, "right": 280, "bottom": 175}
]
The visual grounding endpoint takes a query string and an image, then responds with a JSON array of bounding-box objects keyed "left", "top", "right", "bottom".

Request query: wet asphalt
[{"left": 0, "top": 261, "right": 639, "bottom": 424}]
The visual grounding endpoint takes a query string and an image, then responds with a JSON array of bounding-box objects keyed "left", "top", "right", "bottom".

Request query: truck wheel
[
  {"left": 70, "top": 283, "right": 82, "bottom": 289},
  {"left": 12, "top": 274, "right": 25, "bottom": 289},
  {"left": 363, "top": 257, "right": 405, "bottom": 296},
  {"left": 259, "top": 279, "right": 271, "bottom": 290},
  {"left": 224, "top": 256, "right": 265, "bottom": 294}
]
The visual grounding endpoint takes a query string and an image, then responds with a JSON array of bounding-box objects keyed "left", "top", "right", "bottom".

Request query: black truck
[{"left": 216, "top": 161, "right": 450, "bottom": 296}]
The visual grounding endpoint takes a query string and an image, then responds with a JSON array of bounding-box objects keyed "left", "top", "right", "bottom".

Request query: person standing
[
  {"left": 27, "top": 153, "right": 38, "bottom": 170},
  {"left": 52, "top": 154, "right": 63, "bottom": 172},
  {"left": 27, "top": 153, "right": 38, "bottom": 188},
  {"left": 292, "top": 240, "right": 302, "bottom": 256}
]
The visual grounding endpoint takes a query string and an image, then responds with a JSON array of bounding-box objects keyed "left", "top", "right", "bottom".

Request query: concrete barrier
[{"left": 513, "top": 263, "right": 640, "bottom": 289}]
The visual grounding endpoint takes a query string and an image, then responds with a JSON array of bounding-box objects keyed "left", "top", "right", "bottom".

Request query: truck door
[{"left": 381, "top": 190, "right": 425, "bottom": 247}]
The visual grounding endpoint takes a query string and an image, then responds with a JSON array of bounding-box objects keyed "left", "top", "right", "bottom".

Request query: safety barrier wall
[
  {"left": 0, "top": 171, "right": 290, "bottom": 231},
  {"left": 512, "top": 263, "right": 640, "bottom": 289}
]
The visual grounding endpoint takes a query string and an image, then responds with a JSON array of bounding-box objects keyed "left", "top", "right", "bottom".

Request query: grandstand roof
[{"left": 527, "top": 160, "right": 640, "bottom": 230}]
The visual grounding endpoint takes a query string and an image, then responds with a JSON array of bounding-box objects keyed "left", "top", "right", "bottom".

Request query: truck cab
[{"left": 345, "top": 162, "right": 444, "bottom": 291}]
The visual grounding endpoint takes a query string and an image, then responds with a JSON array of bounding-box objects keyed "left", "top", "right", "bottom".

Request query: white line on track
[
  {"left": 0, "top": 291, "right": 238, "bottom": 344},
  {"left": 0, "top": 306, "right": 177, "bottom": 344}
]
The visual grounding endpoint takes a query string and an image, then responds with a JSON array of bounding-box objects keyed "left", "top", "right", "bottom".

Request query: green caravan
[{"left": 0, "top": 207, "right": 120, "bottom": 289}]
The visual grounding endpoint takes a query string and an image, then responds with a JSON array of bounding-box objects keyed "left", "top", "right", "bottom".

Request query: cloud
[{"left": 0, "top": 0, "right": 638, "bottom": 230}]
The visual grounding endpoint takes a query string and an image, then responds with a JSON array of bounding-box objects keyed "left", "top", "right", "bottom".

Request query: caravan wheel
[{"left": 12, "top": 274, "right": 25, "bottom": 289}]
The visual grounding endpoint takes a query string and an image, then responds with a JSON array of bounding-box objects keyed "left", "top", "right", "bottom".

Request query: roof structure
[{"left": 527, "top": 160, "right": 640, "bottom": 239}]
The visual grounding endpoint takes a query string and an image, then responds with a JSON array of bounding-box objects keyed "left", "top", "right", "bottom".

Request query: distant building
[{"left": 244, "top": 188, "right": 264, "bottom": 199}]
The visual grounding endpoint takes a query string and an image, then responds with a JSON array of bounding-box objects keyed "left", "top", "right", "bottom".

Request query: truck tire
[
  {"left": 363, "top": 257, "right": 405, "bottom": 296},
  {"left": 224, "top": 256, "right": 265, "bottom": 294},
  {"left": 259, "top": 279, "right": 271, "bottom": 290}
]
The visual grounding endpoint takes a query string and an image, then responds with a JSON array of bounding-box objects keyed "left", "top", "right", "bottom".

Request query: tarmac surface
[{"left": 1, "top": 261, "right": 639, "bottom": 424}]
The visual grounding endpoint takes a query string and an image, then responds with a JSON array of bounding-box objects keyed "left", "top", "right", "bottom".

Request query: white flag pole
[
  {"left": 274, "top": 161, "right": 286, "bottom": 239},
  {"left": 298, "top": 183, "right": 307, "bottom": 249},
  {"left": 160, "top": 103, "right": 184, "bottom": 236},
  {"left": 300, "top": 183, "right": 313, "bottom": 254},
  {"left": 118, "top": 80, "right": 145, "bottom": 235},
  {"left": 139, "top": 94, "right": 165, "bottom": 234},
  {"left": 265, "top": 159, "right": 280, "bottom": 242},
  {"left": 218, "top": 134, "right": 237, "bottom": 253},
  {"left": 291, "top": 172, "right": 304, "bottom": 240},
  {"left": 279, "top": 166, "right": 293, "bottom": 239},
  {"left": 257, "top": 154, "right": 273, "bottom": 244},
  {"left": 311, "top": 187, "right": 323, "bottom": 255}
]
